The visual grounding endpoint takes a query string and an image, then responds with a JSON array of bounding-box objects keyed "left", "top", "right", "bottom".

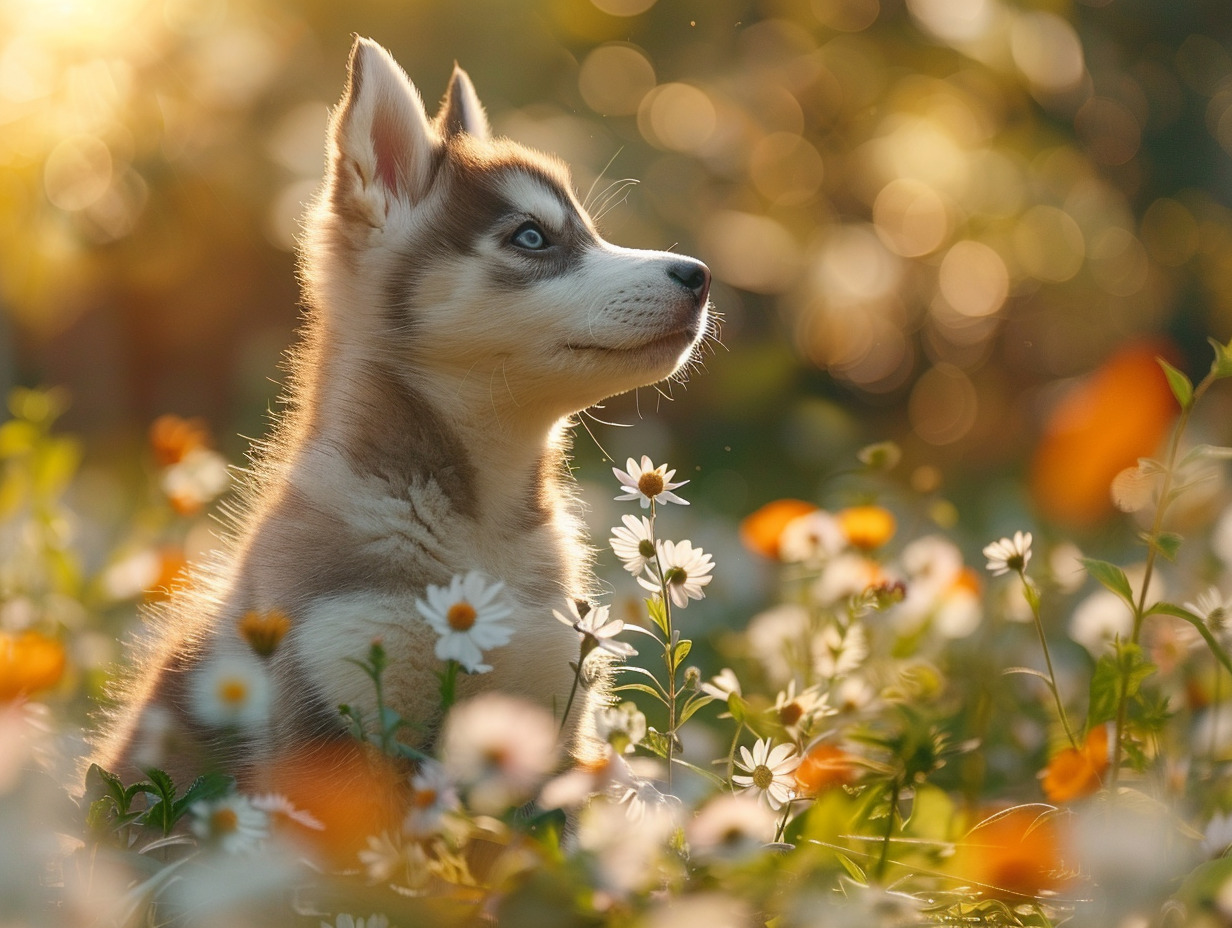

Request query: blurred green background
[{"left": 2, "top": 0, "right": 1232, "bottom": 548}]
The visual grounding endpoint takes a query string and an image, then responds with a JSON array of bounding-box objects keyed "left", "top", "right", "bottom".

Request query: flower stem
[
  {"left": 558, "top": 656, "right": 585, "bottom": 740},
  {"left": 1112, "top": 368, "right": 1215, "bottom": 787},
  {"left": 648, "top": 500, "right": 681, "bottom": 792},
  {"left": 438, "top": 659, "right": 460, "bottom": 714},
  {"left": 1019, "top": 571, "right": 1079, "bottom": 750},
  {"left": 876, "top": 776, "right": 900, "bottom": 882}
]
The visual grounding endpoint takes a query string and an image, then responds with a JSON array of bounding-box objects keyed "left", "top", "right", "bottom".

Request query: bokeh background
[{"left": 3, "top": 0, "right": 1232, "bottom": 589}]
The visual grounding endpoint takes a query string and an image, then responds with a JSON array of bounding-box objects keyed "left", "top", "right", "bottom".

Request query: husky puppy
[{"left": 93, "top": 38, "right": 711, "bottom": 796}]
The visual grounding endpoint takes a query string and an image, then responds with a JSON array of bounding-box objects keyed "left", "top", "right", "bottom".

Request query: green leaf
[
  {"left": 671, "top": 638, "right": 692, "bottom": 672},
  {"left": 171, "top": 772, "right": 235, "bottom": 821},
  {"left": 1081, "top": 558, "right": 1135, "bottom": 606},
  {"left": 613, "top": 681, "right": 669, "bottom": 704},
  {"left": 1139, "top": 531, "right": 1182, "bottom": 562},
  {"left": 834, "top": 852, "right": 868, "bottom": 883},
  {"left": 645, "top": 596, "right": 669, "bottom": 638},
  {"left": 1158, "top": 357, "right": 1193, "bottom": 409},
  {"left": 1088, "top": 644, "right": 1155, "bottom": 727},
  {"left": 1209, "top": 337, "right": 1232, "bottom": 379},
  {"left": 678, "top": 692, "right": 715, "bottom": 725}
]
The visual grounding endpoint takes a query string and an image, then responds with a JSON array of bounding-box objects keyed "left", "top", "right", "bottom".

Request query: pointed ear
[
  {"left": 329, "top": 37, "right": 438, "bottom": 208},
  {"left": 436, "top": 64, "right": 490, "bottom": 140}
]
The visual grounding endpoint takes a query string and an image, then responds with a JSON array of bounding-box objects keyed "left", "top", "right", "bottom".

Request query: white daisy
[
  {"left": 594, "top": 701, "right": 648, "bottom": 754},
  {"left": 613, "top": 455, "right": 689, "bottom": 508},
  {"left": 769, "top": 681, "right": 831, "bottom": 739},
  {"left": 554, "top": 600, "right": 637, "bottom": 660},
  {"left": 732, "top": 738, "right": 800, "bottom": 810},
  {"left": 249, "top": 792, "right": 325, "bottom": 831},
  {"left": 189, "top": 652, "right": 272, "bottom": 730},
  {"left": 403, "top": 759, "right": 460, "bottom": 839},
  {"left": 778, "top": 509, "right": 846, "bottom": 564},
  {"left": 415, "top": 571, "right": 513, "bottom": 674},
  {"left": 638, "top": 539, "right": 714, "bottom": 608},
  {"left": 1186, "top": 586, "right": 1232, "bottom": 640},
  {"left": 440, "top": 693, "right": 559, "bottom": 814},
  {"left": 699, "top": 667, "right": 742, "bottom": 702},
  {"left": 983, "top": 531, "right": 1033, "bottom": 576},
  {"left": 321, "top": 915, "right": 392, "bottom": 928},
  {"left": 687, "top": 793, "right": 777, "bottom": 860},
  {"left": 190, "top": 794, "right": 269, "bottom": 854},
  {"left": 609, "top": 513, "right": 657, "bottom": 574}
]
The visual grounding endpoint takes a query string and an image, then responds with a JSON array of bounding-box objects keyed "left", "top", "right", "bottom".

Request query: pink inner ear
[{"left": 370, "top": 106, "right": 407, "bottom": 195}]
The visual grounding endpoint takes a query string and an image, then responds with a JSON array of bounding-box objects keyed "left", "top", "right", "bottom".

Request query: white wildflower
[
  {"left": 983, "top": 531, "right": 1033, "bottom": 576},
  {"left": 415, "top": 571, "right": 513, "bottom": 674},
  {"left": 613, "top": 455, "right": 689, "bottom": 508},
  {"left": 321, "top": 915, "right": 393, "bottom": 928},
  {"left": 440, "top": 693, "right": 558, "bottom": 814},
  {"left": 1186, "top": 586, "right": 1232, "bottom": 641},
  {"left": 732, "top": 738, "right": 800, "bottom": 810},
  {"left": 609, "top": 513, "right": 657, "bottom": 574},
  {"left": 687, "top": 793, "right": 777, "bottom": 861},
  {"left": 778, "top": 509, "right": 846, "bottom": 564},
  {"left": 249, "top": 793, "right": 325, "bottom": 831},
  {"left": 594, "top": 701, "right": 647, "bottom": 754},
  {"left": 1069, "top": 589, "right": 1134, "bottom": 655},
  {"left": 190, "top": 794, "right": 269, "bottom": 854},
  {"left": 403, "top": 759, "right": 460, "bottom": 839},
  {"left": 189, "top": 652, "right": 272, "bottom": 730},
  {"left": 554, "top": 600, "right": 637, "bottom": 660},
  {"left": 700, "top": 667, "right": 742, "bottom": 702},
  {"left": 639, "top": 539, "right": 714, "bottom": 608}
]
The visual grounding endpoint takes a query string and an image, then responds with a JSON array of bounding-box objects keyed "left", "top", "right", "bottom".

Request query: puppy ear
[
  {"left": 328, "top": 37, "right": 437, "bottom": 209},
  {"left": 437, "top": 64, "right": 490, "bottom": 140}
]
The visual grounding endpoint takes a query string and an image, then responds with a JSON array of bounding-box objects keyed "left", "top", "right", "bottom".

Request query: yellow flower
[
  {"left": 951, "top": 805, "right": 1073, "bottom": 900},
  {"left": 794, "top": 742, "right": 859, "bottom": 796},
  {"left": 238, "top": 609, "right": 292, "bottom": 657},
  {"left": 1041, "top": 724, "right": 1109, "bottom": 803},
  {"left": 0, "top": 630, "right": 67, "bottom": 702},
  {"left": 149, "top": 413, "right": 211, "bottom": 468},
  {"left": 738, "top": 499, "right": 818, "bottom": 560},
  {"left": 837, "top": 505, "right": 896, "bottom": 550}
]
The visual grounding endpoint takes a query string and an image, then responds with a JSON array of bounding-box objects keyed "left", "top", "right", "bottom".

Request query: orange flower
[
  {"left": 794, "top": 742, "right": 859, "bottom": 795},
  {"left": 739, "top": 499, "right": 818, "bottom": 559},
  {"left": 144, "top": 547, "right": 188, "bottom": 601},
  {"left": 1041, "top": 724, "right": 1110, "bottom": 803},
  {"left": 238, "top": 609, "right": 292, "bottom": 658},
  {"left": 265, "top": 738, "right": 408, "bottom": 867},
  {"left": 1029, "top": 340, "right": 1176, "bottom": 526},
  {"left": 0, "top": 630, "right": 67, "bottom": 702},
  {"left": 837, "top": 505, "right": 896, "bottom": 550},
  {"left": 149, "top": 414, "right": 211, "bottom": 468},
  {"left": 951, "top": 805, "right": 1073, "bottom": 899}
]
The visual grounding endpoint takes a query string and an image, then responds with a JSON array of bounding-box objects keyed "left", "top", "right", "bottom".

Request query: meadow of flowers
[{"left": 6, "top": 339, "right": 1232, "bottom": 928}]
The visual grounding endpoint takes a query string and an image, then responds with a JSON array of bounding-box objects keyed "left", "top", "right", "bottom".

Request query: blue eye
[{"left": 511, "top": 221, "right": 548, "bottom": 250}]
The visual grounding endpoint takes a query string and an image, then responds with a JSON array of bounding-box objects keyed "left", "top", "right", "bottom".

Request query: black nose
[{"left": 668, "top": 260, "right": 711, "bottom": 305}]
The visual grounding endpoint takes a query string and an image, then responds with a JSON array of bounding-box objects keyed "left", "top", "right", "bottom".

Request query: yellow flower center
[
  {"left": 412, "top": 788, "right": 438, "bottom": 810},
  {"left": 638, "top": 471, "right": 665, "bottom": 498},
  {"left": 211, "top": 808, "right": 239, "bottom": 833},
  {"left": 447, "top": 602, "right": 477, "bottom": 631},
  {"left": 237, "top": 609, "right": 291, "bottom": 658},
  {"left": 666, "top": 567, "right": 688, "bottom": 586},
  {"left": 218, "top": 677, "right": 249, "bottom": 707},
  {"left": 752, "top": 764, "right": 774, "bottom": 790},
  {"left": 778, "top": 702, "right": 804, "bottom": 727}
]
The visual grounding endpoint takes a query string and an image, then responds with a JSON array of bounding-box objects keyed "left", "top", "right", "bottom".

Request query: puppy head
[{"left": 302, "top": 38, "right": 711, "bottom": 423}]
